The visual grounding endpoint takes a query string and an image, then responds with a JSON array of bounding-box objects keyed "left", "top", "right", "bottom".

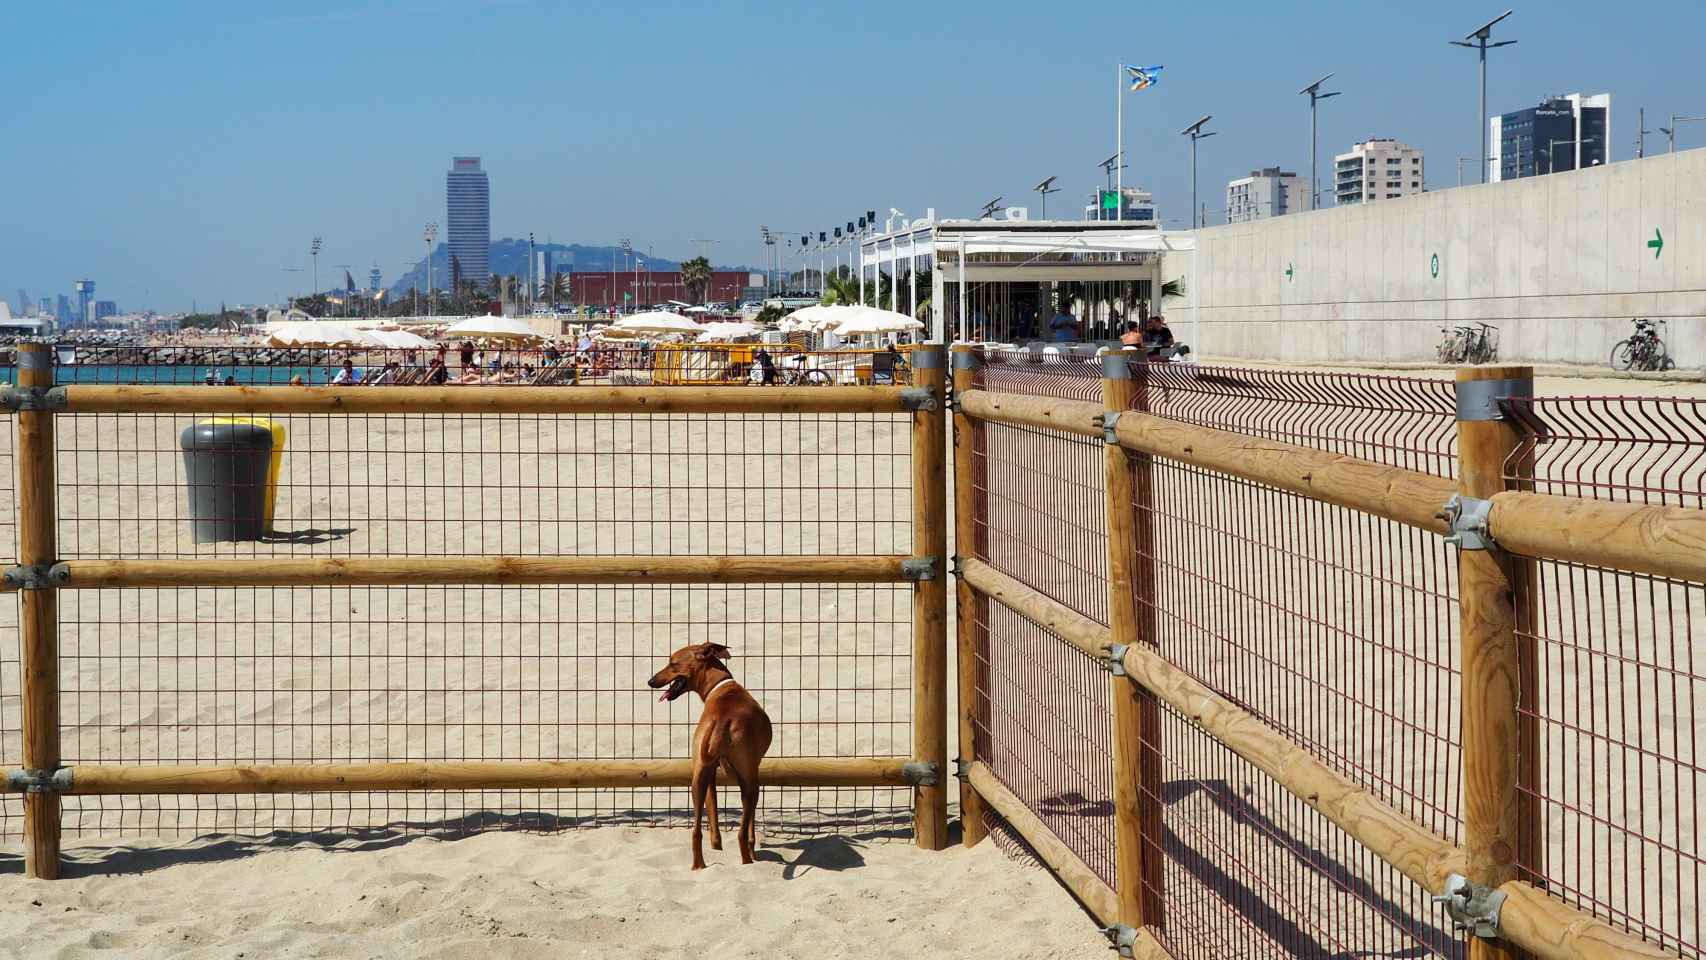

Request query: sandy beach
[{"left": 0, "top": 828, "right": 1108, "bottom": 959}]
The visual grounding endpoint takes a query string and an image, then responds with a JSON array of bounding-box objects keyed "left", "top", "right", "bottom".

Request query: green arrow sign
[
  {"left": 1649, "top": 228, "right": 1664, "bottom": 259},
  {"left": 1285, "top": 262, "right": 1294, "bottom": 282},
  {"left": 1431, "top": 253, "right": 1440, "bottom": 278}
]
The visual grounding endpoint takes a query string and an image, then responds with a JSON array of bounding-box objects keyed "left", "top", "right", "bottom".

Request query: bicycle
[
  {"left": 1435, "top": 322, "right": 1499, "bottom": 364},
  {"left": 747, "top": 357, "right": 833, "bottom": 386},
  {"left": 1610, "top": 318, "right": 1674, "bottom": 372}
]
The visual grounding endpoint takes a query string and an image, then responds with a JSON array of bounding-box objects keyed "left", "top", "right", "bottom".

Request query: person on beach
[
  {"left": 375, "top": 361, "right": 401, "bottom": 385},
  {"left": 754, "top": 347, "right": 776, "bottom": 385},
  {"left": 1119, "top": 320, "right": 1145, "bottom": 348},
  {"left": 1049, "top": 304, "right": 1079, "bottom": 342},
  {"left": 460, "top": 340, "right": 475, "bottom": 368},
  {"left": 289, "top": 374, "right": 305, "bottom": 386},
  {"left": 331, "top": 359, "right": 360, "bottom": 385},
  {"left": 427, "top": 358, "right": 449, "bottom": 384}
]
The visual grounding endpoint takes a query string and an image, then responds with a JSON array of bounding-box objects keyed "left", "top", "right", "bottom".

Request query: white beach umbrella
[
  {"left": 265, "top": 321, "right": 382, "bottom": 349},
  {"left": 828, "top": 308, "right": 926, "bottom": 337},
  {"left": 694, "top": 321, "right": 761, "bottom": 343},
  {"left": 367, "top": 329, "right": 437, "bottom": 349},
  {"left": 443, "top": 314, "right": 543, "bottom": 341},
  {"left": 613, "top": 311, "right": 702, "bottom": 334}
]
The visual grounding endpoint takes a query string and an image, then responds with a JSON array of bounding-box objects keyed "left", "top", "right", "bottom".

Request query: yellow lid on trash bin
[{"left": 199, "top": 416, "right": 286, "bottom": 531}]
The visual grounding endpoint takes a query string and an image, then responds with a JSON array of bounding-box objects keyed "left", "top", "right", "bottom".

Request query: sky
[{"left": 2, "top": 0, "right": 1703, "bottom": 313}]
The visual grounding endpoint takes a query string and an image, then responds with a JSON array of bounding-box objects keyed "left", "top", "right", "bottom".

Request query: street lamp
[
  {"left": 1456, "top": 156, "right": 1477, "bottom": 186},
  {"left": 527, "top": 232, "right": 535, "bottom": 313},
  {"left": 1180, "top": 115, "right": 1216, "bottom": 228},
  {"left": 1032, "top": 176, "right": 1060, "bottom": 219},
  {"left": 1543, "top": 136, "right": 1599, "bottom": 174},
  {"left": 423, "top": 222, "right": 438, "bottom": 317},
  {"left": 759, "top": 226, "right": 773, "bottom": 298},
  {"left": 1660, "top": 115, "right": 1706, "bottom": 153},
  {"left": 1451, "top": 10, "right": 1517, "bottom": 185},
  {"left": 310, "top": 237, "right": 322, "bottom": 305},
  {"left": 1299, "top": 75, "right": 1340, "bottom": 210}
]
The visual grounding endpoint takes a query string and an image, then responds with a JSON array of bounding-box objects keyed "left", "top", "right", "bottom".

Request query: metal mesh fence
[
  {"left": 968, "top": 351, "right": 1467, "bottom": 957},
  {"left": 1508, "top": 396, "right": 1706, "bottom": 958},
  {"left": 1, "top": 405, "right": 916, "bottom": 841}
]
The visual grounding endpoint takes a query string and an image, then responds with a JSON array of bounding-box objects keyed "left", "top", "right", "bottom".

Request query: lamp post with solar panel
[
  {"left": 1451, "top": 10, "right": 1517, "bottom": 185},
  {"left": 1180, "top": 116, "right": 1216, "bottom": 228}
]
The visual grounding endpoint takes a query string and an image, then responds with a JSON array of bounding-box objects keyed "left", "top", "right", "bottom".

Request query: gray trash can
[{"left": 180, "top": 422, "right": 274, "bottom": 543}]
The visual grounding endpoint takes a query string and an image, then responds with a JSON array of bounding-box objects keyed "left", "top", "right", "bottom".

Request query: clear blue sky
[{"left": 2, "top": 0, "right": 1701, "bottom": 312}]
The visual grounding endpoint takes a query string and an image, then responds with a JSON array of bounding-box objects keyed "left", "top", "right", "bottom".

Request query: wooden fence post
[
  {"left": 1103, "top": 353, "right": 1165, "bottom": 930},
  {"left": 1455, "top": 365, "right": 1537, "bottom": 960},
  {"left": 16, "top": 342, "right": 62, "bottom": 879},
  {"left": 911, "top": 343, "right": 949, "bottom": 850},
  {"left": 950, "top": 344, "right": 988, "bottom": 847}
]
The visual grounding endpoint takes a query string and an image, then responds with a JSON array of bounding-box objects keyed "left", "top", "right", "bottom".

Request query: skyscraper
[
  {"left": 55, "top": 294, "right": 71, "bottom": 326},
  {"left": 369, "top": 265, "right": 383, "bottom": 294},
  {"left": 446, "top": 157, "right": 490, "bottom": 287},
  {"left": 74, "top": 280, "right": 94, "bottom": 328}
]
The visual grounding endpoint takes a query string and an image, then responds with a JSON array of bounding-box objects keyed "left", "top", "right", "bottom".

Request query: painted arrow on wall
[
  {"left": 1285, "top": 262, "right": 1294, "bottom": 281},
  {"left": 1649, "top": 228, "right": 1664, "bottom": 259}
]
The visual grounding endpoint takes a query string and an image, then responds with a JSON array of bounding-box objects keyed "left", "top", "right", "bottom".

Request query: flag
[{"left": 1126, "top": 64, "right": 1163, "bottom": 91}]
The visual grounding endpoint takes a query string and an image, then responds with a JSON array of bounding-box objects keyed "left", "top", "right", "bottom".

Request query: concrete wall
[{"left": 1161, "top": 147, "right": 1706, "bottom": 367}]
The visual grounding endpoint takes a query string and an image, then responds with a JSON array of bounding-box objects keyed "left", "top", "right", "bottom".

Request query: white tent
[
  {"left": 785, "top": 304, "right": 863, "bottom": 332},
  {"left": 613, "top": 311, "right": 702, "bottom": 334},
  {"left": 443, "top": 315, "right": 543, "bottom": 341}
]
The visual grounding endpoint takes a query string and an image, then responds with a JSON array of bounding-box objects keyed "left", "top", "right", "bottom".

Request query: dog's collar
[{"left": 705, "top": 677, "right": 738, "bottom": 699}]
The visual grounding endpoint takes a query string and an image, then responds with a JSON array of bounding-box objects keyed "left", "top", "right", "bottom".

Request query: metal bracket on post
[
  {"left": 1100, "top": 410, "right": 1123, "bottom": 445},
  {"left": 948, "top": 555, "right": 965, "bottom": 577},
  {"left": 5, "top": 767, "right": 71, "bottom": 794},
  {"left": 1102, "top": 923, "right": 1139, "bottom": 957},
  {"left": 1102, "top": 643, "right": 1130, "bottom": 677},
  {"left": 951, "top": 348, "right": 983, "bottom": 371},
  {"left": 900, "top": 387, "right": 939, "bottom": 412},
  {"left": 901, "top": 761, "right": 941, "bottom": 786},
  {"left": 4, "top": 563, "right": 68, "bottom": 591},
  {"left": 1455, "top": 377, "right": 1532, "bottom": 422},
  {"left": 1430, "top": 873, "right": 1507, "bottom": 939},
  {"left": 1438, "top": 495, "right": 1495, "bottom": 550},
  {"left": 0, "top": 386, "right": 67, "bottom": 413},
  {"left": 952, "top": 757, "right": 971, "bottom": 781},
  {"left": 902, "top": 556, "right": 940, "bottom": 581}
]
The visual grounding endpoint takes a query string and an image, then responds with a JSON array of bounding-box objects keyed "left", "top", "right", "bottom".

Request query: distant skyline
[{"left": 2, "top": 0, "right": 1703, "bottom": 312}]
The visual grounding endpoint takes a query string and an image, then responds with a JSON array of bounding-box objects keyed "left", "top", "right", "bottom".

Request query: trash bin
[
  {"left": 180, "top": 422, "right": 275, "bottom": 543},
  {"left": 201, "top": 416, "right": 286, "bottom": 530}
]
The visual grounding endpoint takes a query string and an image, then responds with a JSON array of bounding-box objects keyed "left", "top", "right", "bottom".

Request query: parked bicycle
[
  {"left": 1610, "top": 318, "right": 1674, "bottom": 372},
  {"left": 1435, "top": 322, "right": 1499, "bottom": 365}
]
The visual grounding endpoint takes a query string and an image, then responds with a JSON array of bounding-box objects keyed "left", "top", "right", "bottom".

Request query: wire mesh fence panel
[
  {"left": 0, "top": 420, "right": 19, "bottom": 839},
  {"left": 53, "top": 412, "right": 911, "bottom": 559},
  {"left": 2, "top": 407, "right": 917, "bottom": 841},
  {"left": 971, "top": 600, "right": 1116, "bottom": 887},
  {"left": 1508, "top": 396, "right": 1706, "bottom": 958},
  {"left": 1154, "top": 708, "right": 1462, "bottom": 960}
]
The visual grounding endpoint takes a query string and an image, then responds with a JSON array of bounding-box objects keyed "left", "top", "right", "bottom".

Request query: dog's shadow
[{"left": 756, "top": 835, "right": 866, "bottom": 878}]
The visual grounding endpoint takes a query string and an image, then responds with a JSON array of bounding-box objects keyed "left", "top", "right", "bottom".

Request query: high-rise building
[
  {"left": 15, "top": 289, "right": 28, "bottom": 315},
  {"left": 74, "top": 280, "right": 95, "bottom": 328},
  {"left": 1489, "top": 93, "right": 1610, "bottom": 182},
  {"left": 55, "top": 294, "right": 71, "bottom": 326},
  {"left": 1334, "top": 139, "right": 1425, "bottom": 205},
  {"left": 446, "top": 157, "right": 491, "bottom": 286},
  {"left": 368, "top": 265, "right": 383, "bottom": 294},
  {"left": 93, "top": 301, "right": 117, "bottom": 323},
  {"left": 1082, "top": 187, "right": 1158, "bottom": 225},
  {"left": 1226, "top": 168, "right": 1310, "bottom": 223},
  {"left": 37, "top": 297, "right": 52, "bottom": 318}
]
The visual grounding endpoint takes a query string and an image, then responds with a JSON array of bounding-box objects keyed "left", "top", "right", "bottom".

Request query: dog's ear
[{"left": 702, "top": 643, "right": 732, "bottom": 663}]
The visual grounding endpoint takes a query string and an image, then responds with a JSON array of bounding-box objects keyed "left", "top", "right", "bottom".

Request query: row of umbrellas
[
  {"left": 266, "top": 315, "right": 545, "bottom": 349},
  {"left": 778, "top": 305, "right": 924, "bottom": 338}
]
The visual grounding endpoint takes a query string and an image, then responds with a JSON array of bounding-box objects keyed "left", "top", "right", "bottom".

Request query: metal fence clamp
[
  {"left": 901, "top": 761, "right": 940, "bottom": 786},
  {"left": 901, "top": 387, "right": 939, "bottom": 412},
  {"left": 1431, "top": 873, "right": 1507, "bottom": 939},
  {"left": 1102, "top": 923, "right": 1139, "bottom": 957},
  {"left": 4, "top": 562, "right": 68, "bottom": 591},
  {"left": 1102, "top": 643, "right": 1130, "bottom": 677},
  {"left": 6, "top": 767, "right": 72, "bottom": 794},
  {"left": 901, "top": 556, "right": 940, "bottom": 581},
  {"left": 1099, "top": 410, "right": 1123, "bottom": 445},
  {"left": 1438, "top": 494, "right": 1495, "bottom": 550},
  {"left": 0, "top": 386, "right": 67, "bottom": 413}
]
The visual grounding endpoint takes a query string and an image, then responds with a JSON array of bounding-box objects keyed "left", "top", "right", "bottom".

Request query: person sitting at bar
[
  {"left": 1143, "top": 314, "right": 1175, "bottom": 358},
  {"left": 1049, "top": 304, "right": 1079, "bottom": 342},
  {"left": 1119, "top": 320, "right": 1145, "bottom": 349}
]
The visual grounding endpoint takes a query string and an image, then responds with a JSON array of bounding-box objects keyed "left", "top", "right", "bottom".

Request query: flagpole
[{"left": 1115, "top": 63, "right": 1123, "bottom": 221}]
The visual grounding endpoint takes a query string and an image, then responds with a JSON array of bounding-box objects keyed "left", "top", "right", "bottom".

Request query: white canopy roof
[
  {"left": 443, "top": 315, "right": 542, "bottom": 341},
  {"left": 613, "top": 311, "right": 702, "bottom": 333},
  {"left": 265, "top": 322, "right": 381, "bottom": 349}
]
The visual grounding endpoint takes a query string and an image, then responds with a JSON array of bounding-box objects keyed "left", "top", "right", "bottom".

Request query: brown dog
[{"left": 648, "top": 642, "right": 773, "bottom": 870}]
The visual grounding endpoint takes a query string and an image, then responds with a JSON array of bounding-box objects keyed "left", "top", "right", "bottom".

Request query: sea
[{"left": 0, "top": 364, "right": 350, "bottom": 385}]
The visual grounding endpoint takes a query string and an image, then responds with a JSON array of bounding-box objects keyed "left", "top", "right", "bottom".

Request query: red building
[{"left": 571, "top": 270, "right": 757, "bottom": 308}]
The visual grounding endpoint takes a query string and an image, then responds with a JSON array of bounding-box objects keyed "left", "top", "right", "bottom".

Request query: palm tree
[
  {"left": 547, "top": 273, "right": 570, "bottom": 306},
  {"left": 820, "top": 273, "right": 859, "bottom": 306},
  {"left": 505, "top": 274, "right": 523, "bottom": 311},
  {"left": 679, "top": 256, "right": 713, "bottom": 304}
]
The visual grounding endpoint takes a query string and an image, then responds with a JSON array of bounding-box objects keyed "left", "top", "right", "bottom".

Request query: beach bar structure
[{"left": 858, "top": 218, "right": 1195, "bottom": 343}]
